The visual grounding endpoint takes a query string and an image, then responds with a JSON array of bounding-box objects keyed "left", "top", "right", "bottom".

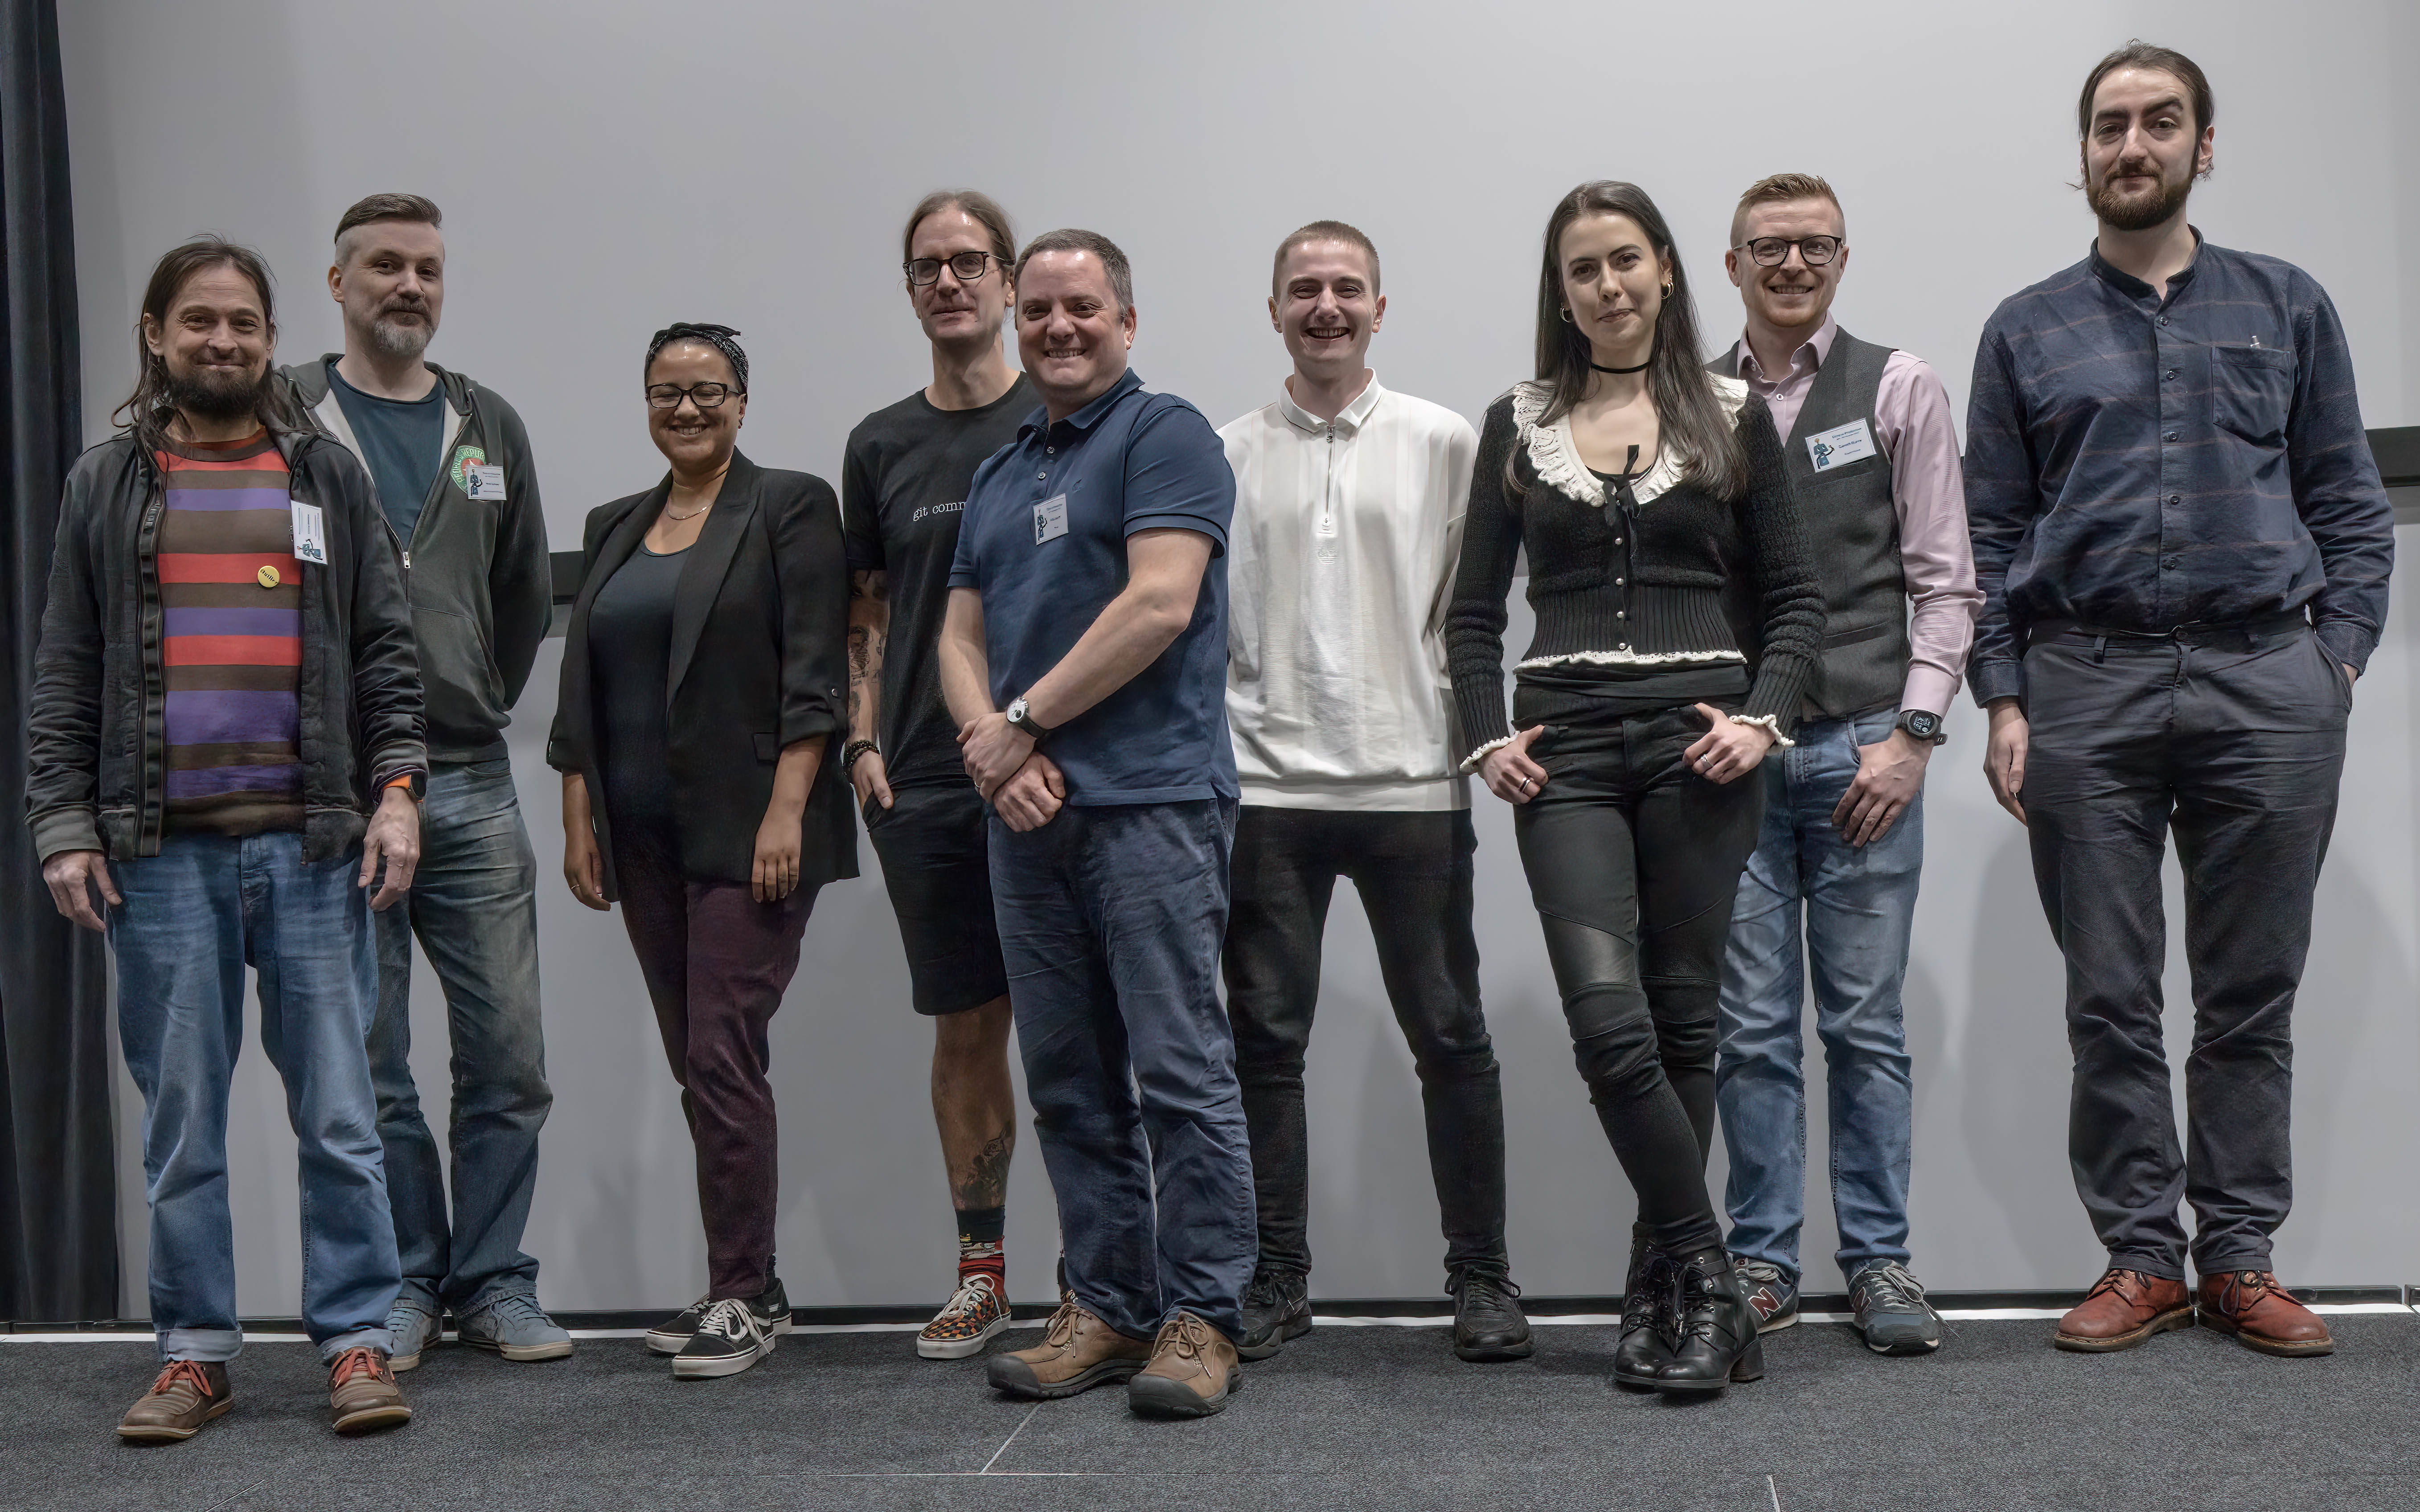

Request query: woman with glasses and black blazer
[{"left": 548, "top": 323, "right": 855, "bottom": 1381}]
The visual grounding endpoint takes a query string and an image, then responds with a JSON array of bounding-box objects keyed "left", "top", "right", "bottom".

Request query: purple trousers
[{"left": 616, "top": 829, "right": 814, "bottom": 1299}]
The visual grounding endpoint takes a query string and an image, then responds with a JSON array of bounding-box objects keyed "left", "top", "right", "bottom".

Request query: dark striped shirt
[
  {"left": 155, "top": 430, "right": 305, "bottom": 835},
  {"left": 1964, "top": 235, "right": 2394, "bottom": 705}
]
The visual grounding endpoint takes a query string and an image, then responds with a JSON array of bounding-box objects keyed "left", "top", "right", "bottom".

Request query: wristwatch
[
  {"left": 1005, "top": 696, "right": 1053, "bottom": 743},
  {"left": 1895, "top": 709, "right": 1947, "bottom": 745}
]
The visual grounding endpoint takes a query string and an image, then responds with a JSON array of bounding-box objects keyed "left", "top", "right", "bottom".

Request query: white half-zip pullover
[{"left": 1221, "top": 375, "right": 1477, "bottom": 811}]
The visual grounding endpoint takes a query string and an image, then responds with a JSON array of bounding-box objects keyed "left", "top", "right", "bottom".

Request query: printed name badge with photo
[
  {"left": 1033, "top": 495, "right": 1069, "bottom": 545},
  {"left": 289, "top": 500, "right": 329, "bottom": 565},
  {"left": 466, "top": 464, "right": 508, "bottom": 501},
  {"left": 1806, "top": 418, "right": 1877, "bottom": 472}
]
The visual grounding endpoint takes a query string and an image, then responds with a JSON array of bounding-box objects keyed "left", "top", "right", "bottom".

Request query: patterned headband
[{"left": 646, "top": 322, "right": 749, "bottom": 392}]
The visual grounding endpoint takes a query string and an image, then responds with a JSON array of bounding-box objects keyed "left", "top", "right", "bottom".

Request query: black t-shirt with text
[{"left": 841, "top": 375, "right": 1034, "bottom": 790}]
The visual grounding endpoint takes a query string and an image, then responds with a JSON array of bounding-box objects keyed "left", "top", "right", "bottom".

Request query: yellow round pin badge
[{"left": 257, "top": 564, "right": 280, "bottom": 588}]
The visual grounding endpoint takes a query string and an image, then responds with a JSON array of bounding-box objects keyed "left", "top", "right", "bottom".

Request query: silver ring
[{"left": 1519, "top": 776, "right": 1534, "bottom": 791}]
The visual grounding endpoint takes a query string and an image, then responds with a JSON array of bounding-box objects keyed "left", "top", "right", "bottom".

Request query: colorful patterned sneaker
[
  {"left": 1735, "top": 1257, "right": 1801, "bottom": 1334},
  {"left": 1849, "top": 1261, "right": 1944, "bottom": 1355},
  {"left": 456, "top": 1292, "right": 574, "bottom": 1362},
  {"left": 327, "top": 1347, "right": 411, "bottom": 1435},
  {"left": 385, "top": 1300, "right": 440, "bottom": 1372},
  {"left": 918, "top": 1270, "right": 1012, "bottom": 1360},
  {"left": 116, "top": 1359, "right": 233, "bottom": 1442}
]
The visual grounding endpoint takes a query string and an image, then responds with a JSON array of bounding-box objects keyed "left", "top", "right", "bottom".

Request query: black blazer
[{"left": 548, "top": 451, "right": 857, "bottom": 897}]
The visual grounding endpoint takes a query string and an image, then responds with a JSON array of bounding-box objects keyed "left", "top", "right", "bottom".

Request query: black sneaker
[
  {"left": 1735, "top": 1257, "right": 1799, "bottom": 1333},
  {"left": 673, "top": 1293, "right": 782, "bottom": 1379},
  {"left": 650, "top": 1276, "right": 791, "bottom": 1357},
  {"left": 1849, "top": 1261, "right": 1943, "bottom": 1355},
  {"left": 1447, "top": 1264, "right": 1533, "bottom": 1362},
  {"left": 1235, "top": 1267, "right": 1311, "bottom": 1361}
]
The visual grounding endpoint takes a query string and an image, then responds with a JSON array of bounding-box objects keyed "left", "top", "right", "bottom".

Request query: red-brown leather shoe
[
  {"left": 2054, "top": 1268, "right": 2194, "bottom": 1352},
  {"left": 2197, "top": 1270, "right": 2334, "bottom": 1357}
]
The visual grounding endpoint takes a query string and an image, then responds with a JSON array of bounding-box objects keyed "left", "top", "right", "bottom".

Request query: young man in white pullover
[{"left": 1219, "top": 222, "right": 1527, "bottom": 1363}]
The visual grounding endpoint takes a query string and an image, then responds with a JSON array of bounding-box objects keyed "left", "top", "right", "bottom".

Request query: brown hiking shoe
[
  {"left": 1127, "top": 1311, "right": 1240, "bottom": 1418},
  {"left": 984, "top": 1297, "right": 1151, "bottom": 1399},
  {"left": 2054, "top": 1268, "right": 2194, "bottom": 1352},
  {"left": 328, "top": 1346, "right": 412, "bottom": 1435},
  {"left": 2199, "top": 1270, "right": 2334, "bottom": 1356},
  {"left": 116, "top": 1359, "right": 233, "bottom": 1442}
]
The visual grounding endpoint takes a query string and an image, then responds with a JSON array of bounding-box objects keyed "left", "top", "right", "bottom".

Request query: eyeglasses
[
  {"left": 905, "top": 251, "right": 998, "bottom": 287},
  {"left": 645, "top": 382, "right": 740, "bottom": 410},
  {"left": 1735, "top": 235, "right": 1844, "bottom": 267}
]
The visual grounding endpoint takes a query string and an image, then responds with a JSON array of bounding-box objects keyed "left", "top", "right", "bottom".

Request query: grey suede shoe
[
  {"left": 385, "top": 1302, "right": 440, "bottom": 1373},
  {"left": 456, "top": 1292, "right": 574, "bottom": 1362}
]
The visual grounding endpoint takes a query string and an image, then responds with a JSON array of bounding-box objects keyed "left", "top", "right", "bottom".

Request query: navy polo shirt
[{"left": 950, "top": 368, "right": 1238, "bottom": 805}]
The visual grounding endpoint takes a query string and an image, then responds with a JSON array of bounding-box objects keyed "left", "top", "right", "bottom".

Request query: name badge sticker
[
  {"left": 466, "top": 464, "right": 508, "bottom": 501},
  {"left": 289, "top": 500, "right": 330, "bottom": 565},
  {"left": 1033, "top": 495, "right": 1069, "bottom": 545},
  {"left": 1806, "top": 418, "right": 1877, "bottom": 472}
]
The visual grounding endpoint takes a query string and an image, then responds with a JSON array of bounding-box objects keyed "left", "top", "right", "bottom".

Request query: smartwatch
[
  {"left": 1005, "top": 696, "right": 1053, "bottom": 743},
  {"left": 1895, "top": 709, "right": 1946, "bottom": 745}
]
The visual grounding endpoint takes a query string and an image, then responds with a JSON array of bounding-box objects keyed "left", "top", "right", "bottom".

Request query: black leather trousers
[{"left": 1512, "top": 706, "right": 1766, "bottom": 1254}]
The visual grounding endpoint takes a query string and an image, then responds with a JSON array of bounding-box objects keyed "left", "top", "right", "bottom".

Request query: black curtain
[{"left": 1, "top": 0, "right": 115, "bottom": 1323}]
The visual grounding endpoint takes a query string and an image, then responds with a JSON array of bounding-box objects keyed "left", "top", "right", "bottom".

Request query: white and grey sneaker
[
  {"left": 648, "top": 1276, "right": 791, "bottom": 1356},
  {"left": 673, "top": 1295, "right": 780, "bottom": 1380},
  {"left": 386, "top": 1300, "right": 441, "bottom": 1372},
  {"left": 1849, "top": 1261, "right": 1943, "bottom": 1355}
]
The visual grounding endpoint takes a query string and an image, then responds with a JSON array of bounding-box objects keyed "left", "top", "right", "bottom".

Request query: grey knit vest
[{"left": 1710, "top": 331, "right": 1906, "bottom": 720}]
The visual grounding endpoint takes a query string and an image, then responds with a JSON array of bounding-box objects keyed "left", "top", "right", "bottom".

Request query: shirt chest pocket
[{"left": 2212, "top": 344, "right": 2295, "bottom": 444}]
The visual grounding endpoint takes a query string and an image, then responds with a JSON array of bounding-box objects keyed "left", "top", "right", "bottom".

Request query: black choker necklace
[{"left": 1590, "top": 357, "right": 1652, "bottom": 374}]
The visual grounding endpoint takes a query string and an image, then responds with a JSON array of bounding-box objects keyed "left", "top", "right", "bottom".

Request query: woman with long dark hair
[{"left": 1445, "top": 182, "right": 1822, "bottom": 1393}]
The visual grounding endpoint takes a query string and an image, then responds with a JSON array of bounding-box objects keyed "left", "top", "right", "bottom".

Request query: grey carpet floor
[{"left": 4, "top": 1315, "right": 2417, "bottom": 1512}]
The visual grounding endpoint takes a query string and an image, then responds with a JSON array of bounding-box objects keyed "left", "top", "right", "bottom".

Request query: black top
[
  {"left": 587, "top": 544, "right": 687, "bottom": 832},
  {"left": 548, "top": 452, "right": 857, "bottom": 896},
  {"left": 1445, "top": 387, "right": 1822, "bottom": 760},
  {"left": 325, "top": 360, "right": 447, "bottom": 547},
  {"left": 841, "top": 376, "right": 1034, "bottom": 789}
]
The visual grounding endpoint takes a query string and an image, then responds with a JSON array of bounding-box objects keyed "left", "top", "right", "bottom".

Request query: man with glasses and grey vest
[
  {"left": 1707, "top": 173, "right": 1980, "bottom": 1356},
  {"left": 279, "top": 193, "right": 565, "bottom": 1370}
]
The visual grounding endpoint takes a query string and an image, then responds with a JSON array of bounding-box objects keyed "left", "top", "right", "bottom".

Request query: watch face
[{"left": 1904, "top": 711, "right": 1940, "bottom": 738}]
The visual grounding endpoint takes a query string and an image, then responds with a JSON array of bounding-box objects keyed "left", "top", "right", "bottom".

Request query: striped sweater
[{"left": 155, "top": 430, "right": 305, "bottom": 835}]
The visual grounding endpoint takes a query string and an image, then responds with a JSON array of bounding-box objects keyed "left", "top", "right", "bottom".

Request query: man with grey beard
[{"left": 280, "top": 193, "right": 563, "bottom": 1372}]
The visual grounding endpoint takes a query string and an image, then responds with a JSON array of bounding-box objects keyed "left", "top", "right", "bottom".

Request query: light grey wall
[{"left": 62, "top": 0, "right": 2419, "bottom": 1313}]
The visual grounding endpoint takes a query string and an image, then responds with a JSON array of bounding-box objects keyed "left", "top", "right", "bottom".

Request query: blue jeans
[
  {"left": 989, "top": 798, "right": 1255, "bottom": 1342},
  {"left": 1715, "top": 708, "right": 1920, "bottom": 1284},
  {"left": 111, "top": 832, "right": 399, "bottom": 1362},
  {"left": 369, "top": 756, "right": 551, "bottom": 1315}
]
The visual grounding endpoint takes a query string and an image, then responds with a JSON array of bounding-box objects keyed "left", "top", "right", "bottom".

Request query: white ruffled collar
[{"left": 1509, "top": 376, "right": 1748, "bottom": 509}]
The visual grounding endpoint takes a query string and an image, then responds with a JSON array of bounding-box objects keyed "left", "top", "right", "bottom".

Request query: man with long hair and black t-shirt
[{"left": 841, "top": 191, "right": 1036, "bottom": 1360}]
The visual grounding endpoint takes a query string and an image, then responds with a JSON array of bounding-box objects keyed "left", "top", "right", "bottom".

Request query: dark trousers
[
  {"left": 989, "top": 798, "right": 1256, "bottom": 1342},
  {"left": 2022, "top": 618, "right": 2347, "bottom": 1278},
  {"left": 1223, "top": 806, "right": 1506, "bottom": 1283},
  {"left": 615, "top": 826, "right": 816, "bottom": 1300},
  {"left": 1513, "top": 708, "right": 1766, "bottom": 1256}
]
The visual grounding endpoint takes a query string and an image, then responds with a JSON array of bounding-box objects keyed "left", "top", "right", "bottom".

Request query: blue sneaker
[
  {"left": 1735, "top": 1257, "right": 1800, "bottom": 1334},
  {"left": 455, "top": 1292, "right": 574, "bottom": 1362},
  {"left": 1849, "top": 1261, "right": 1942, "bottom": 1355},
  {"left": 386, "top": 1300, "right": 440, "bottom": 1372}
]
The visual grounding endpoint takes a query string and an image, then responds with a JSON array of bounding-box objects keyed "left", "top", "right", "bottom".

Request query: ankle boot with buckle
[
  {"left": 1127, "top": 1311, "right": 1240, "bottom": 1418},
  {"left": 1612, "top": 1237, "right": 1674, "bottom": 1390},
  {"left": 1653, "top": 1246, "right": 1764, "bottom": 1395},
  {"left": 2054, "top": 1267, "right": 2194, "bottom": 1353},
  {"left": 2198, "top": 1270, "right": 2333, "bottom": 1357},
  {"left": 985, "top": 1296, "right": 1151, "bottom": 1399}
]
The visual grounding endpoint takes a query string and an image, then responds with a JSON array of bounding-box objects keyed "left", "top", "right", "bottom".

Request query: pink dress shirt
[{"left": 1731, "top": 316, "right": 1981, "bottom": 719}]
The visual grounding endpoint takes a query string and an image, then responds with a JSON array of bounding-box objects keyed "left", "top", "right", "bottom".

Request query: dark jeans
[
  {"left": 1513, "top": 707, "right": 1766, "bottom": 1256},
  {"left": 369, "top": 756, "right": 552, "bottom": 1316},
  {"left": 1223, "top": 806, "right": 1505, "bottom": 1283},
  {"left": 615, "top": 824, "right": 816, "bottom": 1300},
  {"left": 2022, "top": 618, "right": 2347, "bottom": 1278},
  {"left": 989, "top": 798, "right": 1255, "bottom": 1342}
]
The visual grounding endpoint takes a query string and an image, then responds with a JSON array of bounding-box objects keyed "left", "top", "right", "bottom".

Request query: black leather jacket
[{"left": 27, "top": 429, "right": 426, "bottom": 864}]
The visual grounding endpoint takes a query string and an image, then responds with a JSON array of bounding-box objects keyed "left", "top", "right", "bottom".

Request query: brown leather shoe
[
  {"left": 116, "top": 1359, "right": 233, "bottom": 1442},
  {"left": 328, "top": 1346, "right": 411, "bottom": 1435},
  {"left": 2054, "top": 1268, "right": 2194, "bottom": 1352},
  {"left": 984, "top": 1298, "right": 1151, "bottom": 1399},
  {"left": 1127, "top": 1311, "right": 1240, "bottom": 1418},
  {"left": 2198, "top": 1270, "right": 2334, "bottom": 1356}
]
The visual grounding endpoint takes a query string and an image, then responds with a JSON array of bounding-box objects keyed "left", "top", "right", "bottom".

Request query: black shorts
[{"left": 863, "top": 780, "right": 1010, "bottom": 1016}]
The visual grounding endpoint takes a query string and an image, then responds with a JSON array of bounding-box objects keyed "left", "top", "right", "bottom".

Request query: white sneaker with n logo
[{"left": 673, "top": 1296, "right": 778, "bottom": 1379}]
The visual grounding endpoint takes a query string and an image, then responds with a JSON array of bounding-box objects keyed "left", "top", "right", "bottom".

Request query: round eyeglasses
[
  {"left": 1735, "top": 236, "right": 1844, "bottom": 267},
  {"left": 645, "top": 382, "right": 740, "bottom": 410},
  {"left": 905, "top": 251, "right": 999, "bottom": 287}
]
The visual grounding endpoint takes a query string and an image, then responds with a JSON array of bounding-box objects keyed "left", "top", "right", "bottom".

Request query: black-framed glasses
[
  {"left": 1735, "top": 235, "right": 1844, "bottom": 267},
  {"left": 905, "top": 251, "right": 998, "bottom": 287},
  {"left": 645, "top": 381, "right": 740, "bottom": 410}
]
